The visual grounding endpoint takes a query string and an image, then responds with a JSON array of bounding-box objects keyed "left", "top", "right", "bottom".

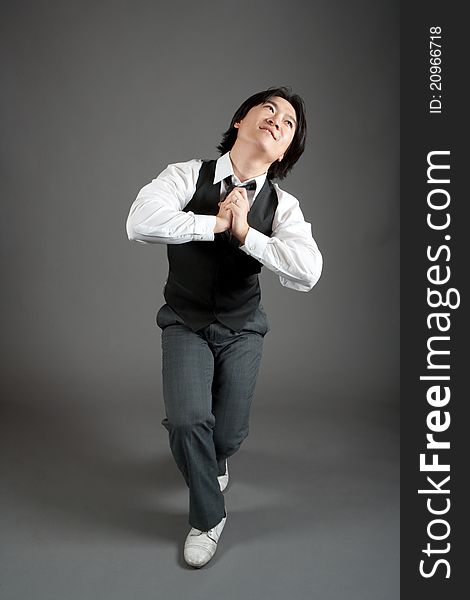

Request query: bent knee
[{"left": 214, "top": 427, "right": 249, "bottom": 456}]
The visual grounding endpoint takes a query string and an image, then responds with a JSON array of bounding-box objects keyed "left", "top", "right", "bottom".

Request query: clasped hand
[{"left": 215, "top": 187, "right": 250, "bottom": 243}]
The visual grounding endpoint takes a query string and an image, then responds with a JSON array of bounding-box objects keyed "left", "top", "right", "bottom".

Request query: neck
[{"left": 229, "top": 144, "right": 272, "bottom": 182}]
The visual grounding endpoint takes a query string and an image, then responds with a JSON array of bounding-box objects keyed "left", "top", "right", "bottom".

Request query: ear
[
  {"left": 278, "top": 155, "right": 284, "bottom": 162},
  {"left": 234, "top": 122, "right": 240, "bottom": 129}
]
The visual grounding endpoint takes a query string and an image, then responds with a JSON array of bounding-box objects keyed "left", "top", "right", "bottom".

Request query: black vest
[{"left": 163, "top": 159, "right": 278, "bottom": 332}]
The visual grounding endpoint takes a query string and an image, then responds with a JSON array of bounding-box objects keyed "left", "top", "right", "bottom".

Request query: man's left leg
[{"left": 209, "top": 324, "right": 265, "bottom": 476}]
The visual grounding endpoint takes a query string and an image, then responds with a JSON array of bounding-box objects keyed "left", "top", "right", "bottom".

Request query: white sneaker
[
  {"left": 184, "top": 512, "right": 227, "bottom": 568},
  {"left": 217, "top": 460, "right": 229, "bottom": 492}
]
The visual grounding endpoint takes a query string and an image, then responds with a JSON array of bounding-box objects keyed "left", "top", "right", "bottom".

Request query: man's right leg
[{"left": 160, "top": 323, "right": 226, "bottom": 532}]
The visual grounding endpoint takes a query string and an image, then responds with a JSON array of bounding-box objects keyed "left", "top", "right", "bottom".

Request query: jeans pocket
[
  {"left": 156, "top": 303, "right": 181, "bottom": 329},
  {"left": 258, "top": 303, "right": 270, "bottom": 335}
]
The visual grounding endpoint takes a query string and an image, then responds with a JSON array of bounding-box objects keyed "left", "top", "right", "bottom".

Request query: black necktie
[
  {"left": 221, "top": 176, "right": 257, "bottom": 244},
  {"left": 223, "top": 175, "right": 257, "bottom": 197}
]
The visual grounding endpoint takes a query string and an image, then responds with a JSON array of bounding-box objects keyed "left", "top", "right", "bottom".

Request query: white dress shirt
[{"left": 126, "top": 152, "right": 323, "bottom": 291}]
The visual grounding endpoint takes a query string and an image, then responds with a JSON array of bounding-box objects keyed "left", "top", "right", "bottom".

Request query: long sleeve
[
  {"left": 240, "top": 185, "right": 323, "bottom": 292},
  {"left": 126, "top": 159, "right": 217, "bottom": 244}
]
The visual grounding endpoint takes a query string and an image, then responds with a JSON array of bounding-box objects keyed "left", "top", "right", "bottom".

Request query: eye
[
  {"left": 286, "top": 120, "right": 293, "bottom": 128},
  {"left": 264, "top": 104, "right": 274, "bottom": 112}
]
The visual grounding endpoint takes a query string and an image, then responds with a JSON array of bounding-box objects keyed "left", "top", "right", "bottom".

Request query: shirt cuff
[
  {"left": 240, "top": 227, "right": 270, "bottom": 259},
  {"left": 193, "top": 214, "right": 216, "bottom": 241}
]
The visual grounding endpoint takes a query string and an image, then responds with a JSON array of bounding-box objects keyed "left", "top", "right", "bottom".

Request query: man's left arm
[{"left": 239, "top": 187, "right": 323, "bottom": 292}]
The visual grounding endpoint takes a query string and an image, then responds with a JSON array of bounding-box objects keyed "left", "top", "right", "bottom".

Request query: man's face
[{"left": 234, "top": 96, "right": 297, "bottom": 163}]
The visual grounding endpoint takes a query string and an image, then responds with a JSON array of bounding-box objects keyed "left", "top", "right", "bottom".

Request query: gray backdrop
[{"left": 1, "top": 1, "right": 399, "bottom": 598}]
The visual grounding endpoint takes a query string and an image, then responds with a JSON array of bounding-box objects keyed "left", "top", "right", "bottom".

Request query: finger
[
  {"left": 231, "top": 189, "right": 247, "bottom": 202},
  {"left": 220, "top": 196, "right": 234, "bottom": 207},
  {"left": 233, "top": 187, "right": 248, "bottom": 198},
  {"left": 221, "top": 197, "right": 239, "bottom": 209},
  {"left": 223, "top": 191, "right": 237, "bottom": 204},
  {"left": 226, "top": 188, "right": 247, "bottom": 201},
  {"left": 231, "top": 201, "right": 249, "bottom": 213},
  {"left": 232, "top": 190, "right": 249, "bottom": 208},
  {"left": 229, "top": 204, "right": 243, "bottom": 216}
]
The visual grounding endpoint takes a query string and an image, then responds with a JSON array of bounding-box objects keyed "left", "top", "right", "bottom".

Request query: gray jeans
[{"left": 156, "top": 303, "right": 269, "bottom": 531}]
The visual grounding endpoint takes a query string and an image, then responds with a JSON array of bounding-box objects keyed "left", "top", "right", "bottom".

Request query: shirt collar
[{"left": 214, "top": 151, "right": 268, "bottom": 200}]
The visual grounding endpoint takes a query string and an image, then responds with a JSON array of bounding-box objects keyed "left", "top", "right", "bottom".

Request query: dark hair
[{"left": 216, "top": 86, "right": 307, "bottom": 181}]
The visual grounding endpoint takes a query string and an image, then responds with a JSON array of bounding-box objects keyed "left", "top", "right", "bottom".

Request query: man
[{"left": 126, "top": 86, "right": 323, "bottom": 568}]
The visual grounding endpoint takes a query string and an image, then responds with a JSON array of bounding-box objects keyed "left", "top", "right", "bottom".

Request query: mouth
[{"left": 259, "top": 126, "right": 277, "bottom": 140}]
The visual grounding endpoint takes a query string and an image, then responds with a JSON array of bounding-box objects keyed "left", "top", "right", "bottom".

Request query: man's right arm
[{"left": 126, "top": 159, "right": 220, "bottom": 244}]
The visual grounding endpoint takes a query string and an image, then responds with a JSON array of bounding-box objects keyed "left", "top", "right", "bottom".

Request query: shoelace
[
  {"left": 191, "top": 527, "right": 214, "bottom": 536},
  {"left": 190, "top": 529, "right": 218, "bottom": 543},
  {"left": 190, "top": 516, "right": 225, "bottom": 539}
]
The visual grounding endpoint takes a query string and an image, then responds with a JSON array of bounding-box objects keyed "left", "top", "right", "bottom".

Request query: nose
[{"left": 267, "top": 116, "right": 280, "bottom": 130}]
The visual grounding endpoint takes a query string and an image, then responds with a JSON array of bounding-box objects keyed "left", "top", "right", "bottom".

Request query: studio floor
[{"left": 0, "top": 378, "right": 399, "bottom": 600}]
